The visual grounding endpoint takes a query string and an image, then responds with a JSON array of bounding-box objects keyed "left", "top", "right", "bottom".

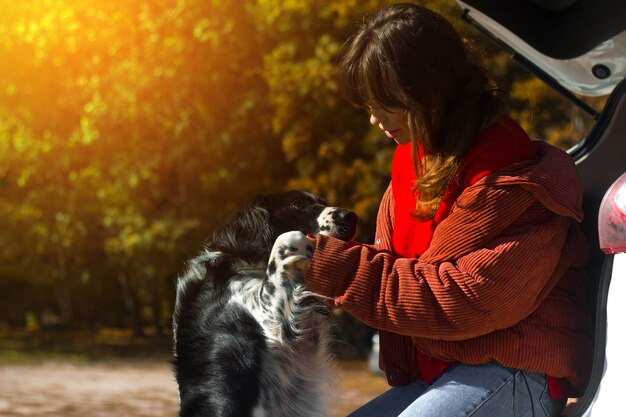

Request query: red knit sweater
[
  {"left": 304, "top": 117, "right": 593, "bottom": 398},
  {"left": 391, "top": 117, "right": 571, "bottom": 397}
]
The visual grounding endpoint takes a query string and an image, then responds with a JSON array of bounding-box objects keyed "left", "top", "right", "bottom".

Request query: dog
[{"left": 172, "top": 190, "right": 358, "bottom": 417}]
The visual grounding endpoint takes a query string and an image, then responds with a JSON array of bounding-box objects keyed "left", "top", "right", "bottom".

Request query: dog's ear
[
  {"left": 210, "top": 203, "right": 274, "bottom": 256},
  {"left": 251, "top": 194, "right": 270, "bottom": 209}
]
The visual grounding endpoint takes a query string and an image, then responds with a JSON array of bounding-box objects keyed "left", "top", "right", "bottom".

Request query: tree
[{"left": 0, "top": 0, "right": 600, "bottom": 336}]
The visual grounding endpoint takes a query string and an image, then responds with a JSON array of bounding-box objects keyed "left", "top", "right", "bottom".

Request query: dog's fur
[{"left": 172, "top": 190, "right": 357, "bottom": 417}]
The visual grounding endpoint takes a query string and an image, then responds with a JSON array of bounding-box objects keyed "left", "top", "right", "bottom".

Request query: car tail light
[{"left": 598, "top": 172, "right": 626, "bottom": 254}]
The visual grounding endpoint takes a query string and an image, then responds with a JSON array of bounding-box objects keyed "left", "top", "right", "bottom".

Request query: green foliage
[{"left": 0, "top": 0, "right": 600, "bottom": 331}]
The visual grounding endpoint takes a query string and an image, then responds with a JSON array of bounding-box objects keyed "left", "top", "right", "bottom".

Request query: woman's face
[{"left": 369, "top": 107, "right": 411, "bottom": 145}]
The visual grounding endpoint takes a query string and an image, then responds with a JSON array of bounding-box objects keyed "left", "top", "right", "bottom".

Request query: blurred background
[{"left": 0, "top": 0, "right": 604, "bottom": 416}]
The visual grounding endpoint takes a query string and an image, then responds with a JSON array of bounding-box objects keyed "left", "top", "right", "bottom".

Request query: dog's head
[
  {"left": 208, "top": 190, "right": 357, "bottom": 264},
  {"left": 255, "top": 190, "right": 358, "bottom": 241}
]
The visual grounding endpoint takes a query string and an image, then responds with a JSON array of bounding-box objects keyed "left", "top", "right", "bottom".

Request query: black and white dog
[{"left": 172, "top": 190, "right": 357, "bottom": 417}]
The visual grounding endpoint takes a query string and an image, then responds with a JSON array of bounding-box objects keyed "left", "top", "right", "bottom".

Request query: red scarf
[
  {"left": 392, "top": 116, "right": 536, "bottom": 258},
  {"left": 389, "top": 117, "right": 570, "bottom": 398}
]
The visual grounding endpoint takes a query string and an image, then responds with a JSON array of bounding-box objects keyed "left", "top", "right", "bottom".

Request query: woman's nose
[{"left": 370, "top": 112, "right": 384, "bottom": 126}]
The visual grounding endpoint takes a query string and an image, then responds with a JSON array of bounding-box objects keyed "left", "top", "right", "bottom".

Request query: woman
[{"left": 298, "top": 3, "right": 593, "bottom": 416}]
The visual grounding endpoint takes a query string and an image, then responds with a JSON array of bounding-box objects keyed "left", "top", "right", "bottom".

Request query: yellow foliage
[{"left": 0, "top": 0, "right": 600, "bottom": 327}]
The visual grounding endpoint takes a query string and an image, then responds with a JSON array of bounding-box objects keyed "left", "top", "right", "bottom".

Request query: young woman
[{"left": 298, "top": 3, "right": 593, "bottom": 416}]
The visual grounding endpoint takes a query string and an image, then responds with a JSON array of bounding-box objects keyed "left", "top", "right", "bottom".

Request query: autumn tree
[{"left": 0, "top": 0, "right": 599, "bottom": 335}]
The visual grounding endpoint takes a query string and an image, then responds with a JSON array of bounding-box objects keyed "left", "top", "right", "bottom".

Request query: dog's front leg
[
  {"left": 267, "top": 231, "right": 314, "bottom": 281},
  {"left": 261, "top": 231, "right": 315, "bottom": 343}
]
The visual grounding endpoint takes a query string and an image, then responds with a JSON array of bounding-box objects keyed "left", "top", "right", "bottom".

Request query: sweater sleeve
[
  {"left": 373, "top": 182, "right": 394, "bottom": 251},
  {"left": 304, "top": 184, "right": 573, "bottom": 341}
]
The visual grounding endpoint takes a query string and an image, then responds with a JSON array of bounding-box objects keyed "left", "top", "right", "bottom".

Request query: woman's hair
[{"left": 338, "top": 3, "right": 504, "bottom": 218}]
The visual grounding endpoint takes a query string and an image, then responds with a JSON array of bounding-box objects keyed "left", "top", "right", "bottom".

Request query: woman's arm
[{"left": 304, "top": 184, "right": 577, "bottom": 341}]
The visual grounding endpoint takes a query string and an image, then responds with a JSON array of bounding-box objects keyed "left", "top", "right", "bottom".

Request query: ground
[
  {"left": 0, "top": 330, "right": 388, "bottom": 417},
  {"left": 0, "top": 359, "right": 387, "bottom": 417}
]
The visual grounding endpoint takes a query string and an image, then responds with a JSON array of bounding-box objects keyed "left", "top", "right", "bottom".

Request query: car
[
  {"left": 456, "top": 1, "right": 625, "bottom": 415},
  {"left": 368, "top": 1, "right": 626, "bottom": 415}
]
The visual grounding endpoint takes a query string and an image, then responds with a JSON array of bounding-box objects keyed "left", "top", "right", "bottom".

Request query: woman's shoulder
[{"left": 461, "top": 138, "right": 584, "bottom": 223}]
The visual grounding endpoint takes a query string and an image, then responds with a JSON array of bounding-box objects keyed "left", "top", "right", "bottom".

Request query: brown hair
[{"left": 338, "top": 3, "right": 504, "bottom": 218}]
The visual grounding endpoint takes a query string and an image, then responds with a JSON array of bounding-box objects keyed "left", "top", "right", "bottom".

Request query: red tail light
[{"left": 598, "top": 172, "right": 626, "bottom": 254}]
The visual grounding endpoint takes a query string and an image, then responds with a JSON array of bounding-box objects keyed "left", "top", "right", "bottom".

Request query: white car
[{"left": 458, "top": 1, "right": 625, "bottom": 415}]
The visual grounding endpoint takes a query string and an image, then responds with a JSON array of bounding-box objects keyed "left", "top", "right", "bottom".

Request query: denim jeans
[{"left": 347, "top": 362, "right": 566, "bottom": 417}]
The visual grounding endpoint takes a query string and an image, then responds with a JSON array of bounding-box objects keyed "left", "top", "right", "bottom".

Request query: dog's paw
[{"left": 268, "top": 231, "right": 315, "bottom": 278}]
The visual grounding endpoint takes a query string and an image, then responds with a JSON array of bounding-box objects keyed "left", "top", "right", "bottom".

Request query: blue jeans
[{"left": 348, "top": 362, "right": 566, "bottom": 417}]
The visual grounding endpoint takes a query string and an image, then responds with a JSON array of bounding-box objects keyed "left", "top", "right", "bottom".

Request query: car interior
[{"left": 456, "top": 1, "right": 626, "bottom": 415}]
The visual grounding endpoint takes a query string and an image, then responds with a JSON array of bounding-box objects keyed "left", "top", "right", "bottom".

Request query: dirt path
[{"left": 0, "top": 359, "right": 387, "bottom": 417}]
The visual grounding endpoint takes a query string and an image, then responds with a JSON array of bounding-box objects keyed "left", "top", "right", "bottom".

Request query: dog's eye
[{"left": 290, "top": 201, "right": 305, "bottom": 210}]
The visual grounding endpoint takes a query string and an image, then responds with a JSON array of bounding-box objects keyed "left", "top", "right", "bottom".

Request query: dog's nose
[{"left": 335, "top": 210, "right": 358, "bottom": 228}]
